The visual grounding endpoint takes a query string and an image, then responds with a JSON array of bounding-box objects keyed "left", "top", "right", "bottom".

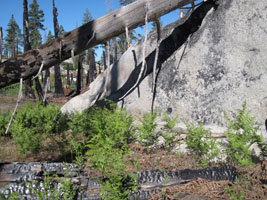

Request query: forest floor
[{"left": 0, "top": 94, "right": 267, "bottom": 199}]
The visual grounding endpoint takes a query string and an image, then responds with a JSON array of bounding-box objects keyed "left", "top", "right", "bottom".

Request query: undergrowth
[
  {"left": 185, "top": 122, "right": 220, "bottom": 167},
  {"left": 225, "top": 101, "right": 266, "bottom": 167},
  {"left": 0, "top": 100, "right": 266, "bottom": 199}
]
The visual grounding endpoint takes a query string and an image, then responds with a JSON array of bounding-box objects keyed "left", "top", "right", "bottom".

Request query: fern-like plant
[
  {"left": 225, "top": 101, "right": 264, "bottom": 167},
  {"left": 9, "top": 102, "right": 67, "bottom": 155},
  {"left": 185, "top": 123, "right": 220, "bottom": 167},
  {"left": 137, "top": 111, "right": 158, "bottom": 146},
  {"left": 160, "top": 113, "right": 180, "bottom": 151}
]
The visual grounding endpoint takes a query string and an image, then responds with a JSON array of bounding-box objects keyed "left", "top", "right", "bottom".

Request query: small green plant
[
  {"left": 137, "top": 111, "right": 158, "bottom": 146},
  {"left": 85, "top": 104, "right": 137, "bottom": 199},
  {"left": 0, "top": 111, "right": 12, "bottom": 135},
  {"left": 68, "top": 110, "right": 92, "bottom": 166},
  {"left": 225, "top": 102, "right": 264, "bottom": 167},
  {"left": 9, "top": 102, "right": 67, "bottom": 155},
  {"left": 185, "top": 123, "right": 220, "bottom": 167},
  {"left": 29, "top": 171, "right": 77, "bottom": 200},
  {"left": 0, "top": 191, "right": 19, "bottom": 200},
  {"left": 225, "top": 185, "right": 245, "bottom": 200},
  {"left": 0, "top": 83, "right": 23, "bottom": 95},
  {"left": 160, "top": 113, "right": 179, "bottom": 151}
]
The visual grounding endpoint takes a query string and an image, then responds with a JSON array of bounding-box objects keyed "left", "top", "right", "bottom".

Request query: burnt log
[{"left": 0, "top": 0, "right": 193, "bottom": 89}]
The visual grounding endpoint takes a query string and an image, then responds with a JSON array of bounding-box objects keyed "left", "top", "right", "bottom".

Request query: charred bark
[
  {"left": 53, "top": 0, "right": 64, "bottom": 97},
  {"left": 0, "top": 27, "right": 2, "bottom": 64},
  {"left": 23, "top": 0, "right": 36, "bottom": 99}
]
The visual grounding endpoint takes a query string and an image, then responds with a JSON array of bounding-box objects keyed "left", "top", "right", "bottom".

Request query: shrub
[
  {"left": 160, "top": 113, "right": 180, "bottom": 151},
  {"left": 0, "top": 83, "right": 22, "bottom": 95},
  {"left": 85, "top": 104, "right": 137, "bottom": 199},
  {"left": 225, "top": 102, "right": 265, "bottom": 167},
  {"left": 10, "top": 103, "right": 67, "bottom": 155},
  {"left": 137, "top": 111, "right": 158, "bottom": 146},
  {"left": 185, "top": 123, "right": 220, "bottom": 167},
  {"left": 0, "top": 111, "right": 12, "bottom": 136}
]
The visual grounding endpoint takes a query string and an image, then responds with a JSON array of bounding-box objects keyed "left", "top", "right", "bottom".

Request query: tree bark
[
  {"left": 0, "top": 27, "right": 2, "bottom": 64},
  {"left": 87, "top": 49, "right": 96, "bottom": 85},
  {"left": 75, "top": 54, "right": 83, "bottom": 95},
  {"left": 53, "top": 0, "right": 64, "bottom": 97},
  {"left": 23, "top": 0, "right": 36, "bottom": 99},
  {"left": 66, "top": 64, "right": 70, "bottom": 86},
  {"left": 0, "top": 0, "right": 193, "bottom": 89},
  {"left": 43, "top": 69, "right": 50, "bottom": 92}
]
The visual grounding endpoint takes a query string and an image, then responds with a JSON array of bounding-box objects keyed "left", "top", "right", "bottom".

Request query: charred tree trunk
[
  {"left": 75, "top": 54, "right": 83, "bottom": 95},
  {"left": 0, "top": 0, "right": 193, "bottom": 89},
  {"left": 87, "top": 49, "right": 96, "bottom": 85},
  {"left": 66, "top": 64, "right": 70, "bottom": 86},
  {"left": 0, "top": 27, "right": 2, "bottom": 64},
  {"left": 23, "top": 0, "right": 36, "bottom": 99},
  {"left": 53, "top": 0, "right": 64, "bottom": 97}
]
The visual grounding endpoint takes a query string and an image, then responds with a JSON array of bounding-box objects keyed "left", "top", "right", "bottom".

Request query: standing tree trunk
[
  {"left": 0, "top": 27, "right": 2, "bottom": 93},
  {"left": 0, "top": 27, "right": 2, "bottom": 64},
  {"left": 43, "top": 69, "right": 50, "bottom": 92},
  {"left": 87, "top": 49, "right": 96, "bottom": 86},
  {"left": 66, "top": 64, "right": 70, "bottom": 86},
  {"left": 114, "top": 37, "right": 118, "bottom": 62},
  {"left": 23, "top": 0, "right": 36, "bottom": 99},
  {"left": 75, "top": 54, "right": 83, "bottom": 95},
  {"left": 103, "top": 50, "right": 107, "bottom": 70},
  {"left": 53, "top": 0, "right": 64, "bottom": 97}
]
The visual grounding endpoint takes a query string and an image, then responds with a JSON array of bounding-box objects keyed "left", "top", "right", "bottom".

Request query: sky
[{"left": 0, "top": 0, "right": 201, "bottom": 60}]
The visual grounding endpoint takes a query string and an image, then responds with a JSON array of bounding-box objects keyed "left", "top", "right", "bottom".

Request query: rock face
[
  {"left": 117, "top": 0, "right": 267, "bottom": 136},
  {"left": 61, "top": 0, "right": 267, "bottom": 138}
]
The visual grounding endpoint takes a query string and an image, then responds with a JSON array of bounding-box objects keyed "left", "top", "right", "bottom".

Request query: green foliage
[
  {"left": 82, "top": 8, "right": 93, "bottom": 24},
  {"left": 4, "top": 14, "right": 23, "bottom": 57},
  {"left": 185, "top": 123, "right": 220, "bottom": 167},
  {"left": 225, "top": 185, "right": 245, "bottom": 200},
  {"left": 0, "top": 191, "right": 19, "bottom": 200},
  {"left": 29, "top": 171, "right": 77, "bottom": 200},
  {"left": 160, "top": 113, "right": 180, "bottom": 151},
  {"left": 0, "top": 83, "right": 23, "bottom": 95},
  {"left": 86, "top": 104, "right": 134, "bottom": 170},
  {"left": 85, "top": 103, "right": 137, "bottom": 199},
  {"left": 137, "top": 111, "right": 158, "bottom": 146},
  {"left": 29, "top": 0, "right": 45, "bottom": 47},
  {"left": 9, "top": 103, "right": 67, "bottom": 155},
  {"left": 0, "top": 111, "right": 11, "bottom": 135},
  {"left": 225, "top": 102, "right": 264, "bottom": 167}
]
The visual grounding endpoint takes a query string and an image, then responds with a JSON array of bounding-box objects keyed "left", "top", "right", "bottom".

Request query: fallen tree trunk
[
  {"left": 0, "top": 0, "right": 192, "bottom": 89},
  {"left": 61, "top": 0, "right": 215, "bottom": 114}
]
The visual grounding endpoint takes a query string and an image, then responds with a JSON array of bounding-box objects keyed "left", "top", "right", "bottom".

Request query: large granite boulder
[{"left": 61, "top": 0, "right": 267, "bottom": 137}]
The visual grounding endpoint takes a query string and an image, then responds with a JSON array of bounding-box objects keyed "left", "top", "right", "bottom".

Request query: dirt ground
[{"left": 0, "top": 94, "right": 267, "bottom": 200}]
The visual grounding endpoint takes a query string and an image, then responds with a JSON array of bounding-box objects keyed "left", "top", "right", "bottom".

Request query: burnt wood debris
[
  {"left": 0, "top": 0, "right": 198, "bottom": 89},
  {"left": 0, "top": 162, "right": 237, "bottom": 199}
]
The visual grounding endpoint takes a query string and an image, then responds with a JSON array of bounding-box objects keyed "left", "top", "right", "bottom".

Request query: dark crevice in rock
[{"left": 105, "top": 0, "right": 217, "bottom": 102}]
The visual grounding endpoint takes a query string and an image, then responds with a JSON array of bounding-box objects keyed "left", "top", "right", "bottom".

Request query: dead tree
[
  {"left": 23, "top": 0, "right": 36, "bottom": 99},
  {"left": 87, "top": 49, "right": 96, "bottom": 85},
  {"left": 0, "top": 0, "right": 193, "bottom": 89},
  {"left": 0, "top": 27, "right": 2, "bottom": 64},
  {"left": 52, "top": 0, "right": 64, "bottom": 97}
]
